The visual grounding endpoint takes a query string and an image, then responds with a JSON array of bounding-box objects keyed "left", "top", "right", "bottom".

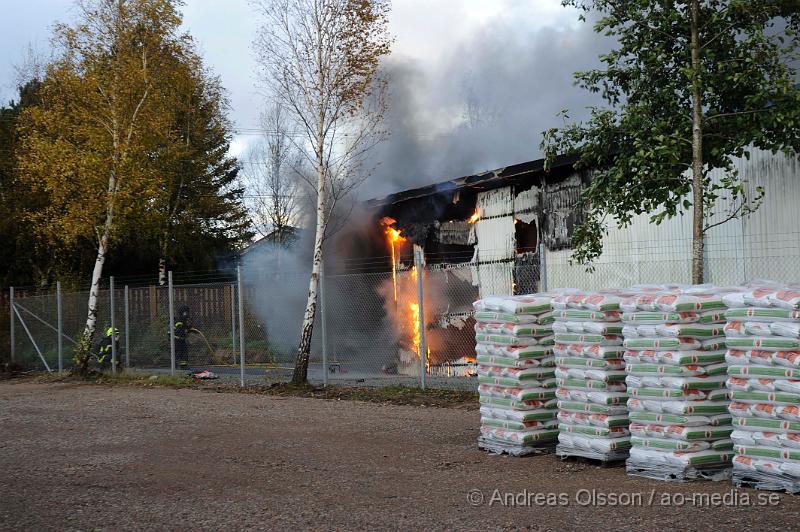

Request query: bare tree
[
  {"left": 12, "top": 44, "right": 48, "bottom": 89},
  {"left": 244, "top": 103, "right": 302, "bottom": 242},
  {"left": 253, "top": 0, "right": 391, "bottom": 383}
]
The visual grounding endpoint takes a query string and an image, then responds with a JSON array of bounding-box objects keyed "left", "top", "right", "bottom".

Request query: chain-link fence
[{"left": 4, "top": 251, "right": 800, "bottom": 389}]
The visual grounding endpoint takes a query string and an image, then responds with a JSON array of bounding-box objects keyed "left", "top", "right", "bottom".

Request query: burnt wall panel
[
  {"left": 541, "top": 170, "right": 587, "bottom": 250},
  {"left": 359, "top": 161, "right": 588, "bottom": 273}
]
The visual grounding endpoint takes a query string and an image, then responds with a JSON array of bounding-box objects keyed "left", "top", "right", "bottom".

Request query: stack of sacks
[
  {"left": 473, "top": 294, "right": 559, "bottom": 455},
  {"left": 553, "top": 291, "right": 631, "bottom": 461},
  {"left": 724, "top": 284, "right": 800, "bottom": 492},
  {"left": 622, "top": 285, "right": 734, "bottom": 480}
]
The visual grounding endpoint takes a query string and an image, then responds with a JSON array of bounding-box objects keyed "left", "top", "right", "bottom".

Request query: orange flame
[
  {"left": 380, "top": 217, "right": 406, "bottom": 303},
  {"left": 409, "top": 266, "right": 429, "bottom": 367},
  {"left": 409, "top": 301, "right": 420, "bottom": 357},
  {"left": 468, "top": 209, "right": 481, "bottom": 224},
  {"left": 378, "top": 223, "right": 431, "bottom": 369}
]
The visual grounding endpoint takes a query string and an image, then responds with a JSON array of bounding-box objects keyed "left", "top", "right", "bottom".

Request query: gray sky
[{"left": 0, "top": 0, "right": 605, "bottom": 197}]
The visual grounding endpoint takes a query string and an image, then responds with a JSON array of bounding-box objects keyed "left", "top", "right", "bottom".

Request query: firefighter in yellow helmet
[{"left": 97, "top": 325, "right": 119, "bottom": 368}]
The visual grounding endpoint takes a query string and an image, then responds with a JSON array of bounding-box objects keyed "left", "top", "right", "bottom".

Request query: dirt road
[{"left": 2, "top": 382, "right": 800, "bottom": 530}]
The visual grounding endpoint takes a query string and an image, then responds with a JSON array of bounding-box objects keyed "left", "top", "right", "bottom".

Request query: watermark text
[{"left": 466, "top": 488, "right": 781, "bottom": 508}]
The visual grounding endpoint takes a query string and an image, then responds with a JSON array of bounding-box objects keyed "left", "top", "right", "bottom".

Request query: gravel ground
[{"left": 2, "top": 382, "right": 800, "bottom": 531}]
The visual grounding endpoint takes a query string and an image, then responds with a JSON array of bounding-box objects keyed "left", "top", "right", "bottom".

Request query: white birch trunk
[
  {"left": 159, "top": 228, "right": 168, "bottom": 285},
  {"left": 158, "top": 258, "right": 166, "bottom": 286},
  {"left": 74, "top": 2, "right": 151, "bottom": 371},
  {"left": 292, "top": 156, "right": 326, "bottom": 383},
  {"left": 79, "top": 200, "right": 115, "bottom": 370}
]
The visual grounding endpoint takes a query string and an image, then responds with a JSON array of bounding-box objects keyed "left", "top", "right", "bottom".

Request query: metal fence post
[
  {"left": 124, "top": 285, "right": 130, "bottom": 368},
  {"left": 237, "top": 265, "right": 245, "bottom": 387},
  {"left": 168, "top": 271, "right": 175, "bottom": 376},
  {"left": 475, "top": 249, "right": 482, "bottom": 298},
  {"left": 110, "top": 276, "right": 117, "bottom": 373},
  {"left": 230, "top": 283, "right": 237, "bottom": 365},
  {"left": 320, "top": 260, "right": 329, "bottom": 388},
  {"left": 414, "top": 246, "right": 427, "bottom": 390},
  {"left": 539, "top": 242, "right": 547, "bottom": 293},
  {"left": 9, "top": 287, "right": 14, "bottom": 363},
  {"left": 57, "top": 282, "right": 63, "bottom": 373}
]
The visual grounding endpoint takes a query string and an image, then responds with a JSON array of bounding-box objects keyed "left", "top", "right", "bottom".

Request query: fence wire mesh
[{"left": 4, "top": 253, "right": 800, "bottom": 389}]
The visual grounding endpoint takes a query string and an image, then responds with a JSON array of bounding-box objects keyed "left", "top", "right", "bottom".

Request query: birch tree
[
  {"left": 244, "top": 103, "right": 303, "bottom": 242},
  {"left": 253, "top": 0, "right": 391, "bottom": 383},
  {"left": 542, "top": 0, "right": 800, "bottom": 283},
  {"left": 17, "top": 0, "right": 190, "bottom": 370}
]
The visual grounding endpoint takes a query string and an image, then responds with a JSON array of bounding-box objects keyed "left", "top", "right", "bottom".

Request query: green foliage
[
  {"left": 129, "top": 51, "right": 252, "bottom": 275},
  {"left": 0, "top": 81, "right": 63, "bottom": 287},
  {"left": 16, "top": 0, "right": 186, "bottom": 250},
  {"left": 0, "top": 87, "right": 30, "bottom": 285},
  {"left": 541, "top": 1, "right": 800, "bottom": 265},
  {"left": 13, "top": 1, "right": 190, "bottom": 351},
  {"left": 1, "top": 0, "right": 250, "bottom": 288},
  {"left": 72, "top": 333, "right": 93, "bottom": 374}
]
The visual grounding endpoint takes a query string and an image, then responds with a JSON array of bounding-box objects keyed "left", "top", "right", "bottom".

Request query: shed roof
[{"left": 364, "top": 152, "right": 581, "bottom": 208}]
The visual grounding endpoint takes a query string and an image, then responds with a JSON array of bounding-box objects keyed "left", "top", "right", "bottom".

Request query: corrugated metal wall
[
  {"left": 734, "top": 149, "right": 800, "bottom": 283},
  {"left": 545, "top": 148, "right": 800, "bottom": 289}
]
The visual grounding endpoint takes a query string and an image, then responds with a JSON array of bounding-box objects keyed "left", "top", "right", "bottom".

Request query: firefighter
[
  {"left": 174, "top": 305, "right": 191, "bottom": 368},
  {"left": 97, "top": 326, "right": 119, "bottom": 368}
]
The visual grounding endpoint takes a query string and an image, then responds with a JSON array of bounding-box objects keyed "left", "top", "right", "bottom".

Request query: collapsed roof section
[
  {"left": 365, "top": 152, "right": 581, "bottom": 212},
  {"left": 366, "top": 153, "right": 588, "bottom": 262}
]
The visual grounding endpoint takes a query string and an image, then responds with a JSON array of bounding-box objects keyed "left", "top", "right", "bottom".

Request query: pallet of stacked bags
[
  {"left": 553, "top": 291, "right": 631, "bottom": 462},
  {"left": 622, "top": 285, "right": 735, "bottom": 481},
  {"left": 724, "top": 284, "right": 800, "bottom": 492},
  {"left": 474, "top": 294, "right": 559, "bottom": 456}
]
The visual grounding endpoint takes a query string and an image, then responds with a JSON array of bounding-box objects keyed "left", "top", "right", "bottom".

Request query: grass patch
[
  {"left": 237, "top": 383, "right": 478, "bottom": 409},
  {"left": 20, "top": 370, "right": 197, "bottom": 389},
  {"left": 9, "top": 371, "right": 478, "bottom": 409},
  {"left": 91, "top": 372, "right": 196, "bottom": 388}
]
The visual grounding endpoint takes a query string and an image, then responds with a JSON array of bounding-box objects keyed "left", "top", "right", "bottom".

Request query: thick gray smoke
[
  {"left": 361, "top": 15, "right": 611, "bottom": 199},
  {"left": 240, "top": 235, "right": 314, "bottom": 361},
  {"left": 241, "top": 224, "right": 402, "bottom": 371},
  {"left": 241, "top": 13, "right": 613, "bottom": 368}
]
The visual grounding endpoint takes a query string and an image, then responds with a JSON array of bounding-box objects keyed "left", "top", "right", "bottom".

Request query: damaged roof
[{"left": 365, "top": 152, "right": 581, "bottom": 208}]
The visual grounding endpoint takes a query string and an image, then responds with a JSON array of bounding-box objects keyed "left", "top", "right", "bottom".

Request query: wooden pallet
[
  {"left": 733, "top": 471, "right": 800, "bottom": 494},
  {"left": 626, "top": 461, "right": 731, "bottom": 482},
  {"left": 478, "top": 436, "right": 557, "bottom": 457},
  {"left": 555, "top": 445, "right": 628, "bottom": 466}
]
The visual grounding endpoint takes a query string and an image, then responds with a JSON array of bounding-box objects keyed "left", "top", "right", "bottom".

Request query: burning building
[
  {"left": 335, "top": 153, "right": 586, "bottom": 377},
  {"left": 335, "top": 146, "right": 800, "bottom": 378},
  {"left": 364, "top": 153, "right": 584, "bottom": 285}
]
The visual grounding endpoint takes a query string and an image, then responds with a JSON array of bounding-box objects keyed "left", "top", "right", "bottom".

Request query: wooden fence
[{"left": 124, "top": 284, "right": 237, "bottom": 324}]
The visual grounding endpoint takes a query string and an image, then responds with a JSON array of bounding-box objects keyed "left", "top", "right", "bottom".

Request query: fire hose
[{"left": 188, "top": 328, "right": 215, "bottom": 358}]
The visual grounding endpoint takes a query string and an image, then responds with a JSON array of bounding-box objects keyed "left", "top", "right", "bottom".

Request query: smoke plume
[
  {"left": 360, "top": 13, "right": 611, "bottom": 199},
  {"left": 241, "top": 10, "right": 613, "bottom": 369}
]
